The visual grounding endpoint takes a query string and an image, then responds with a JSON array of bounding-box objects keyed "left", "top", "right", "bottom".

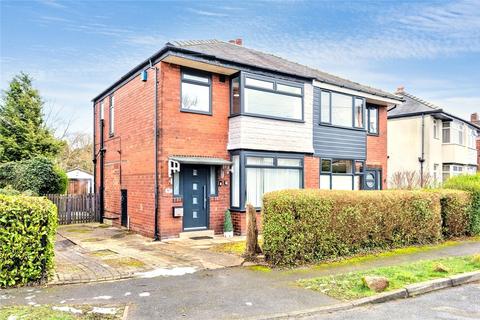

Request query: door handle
[{"left": 203, "top": 186, "right": 207, "bottom": 210}]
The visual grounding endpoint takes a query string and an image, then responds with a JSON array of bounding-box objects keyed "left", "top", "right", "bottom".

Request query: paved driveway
[{"left": 52, "top": 223, "right": 244, "bottom": 284}]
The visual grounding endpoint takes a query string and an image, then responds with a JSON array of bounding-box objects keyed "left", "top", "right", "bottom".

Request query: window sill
[
  {"left": 367, "top": 132, "right": 379, "bottom": 137},
  {"left": 229, "top": 113, "right": 304, "bottom": 123},
  {"left": 180, "top": 109, "right": 212, "bottom": 116},
  {"left": 318, "top": 123, "right": 366, "bottom": 132}
]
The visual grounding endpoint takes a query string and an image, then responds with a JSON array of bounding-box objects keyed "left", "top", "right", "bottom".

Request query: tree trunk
[{"left": 245, "top": 203, "right": 261, "bottom": 257}]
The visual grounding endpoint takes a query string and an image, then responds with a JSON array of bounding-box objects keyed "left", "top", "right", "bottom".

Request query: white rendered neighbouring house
[{"left": 387, "top": 87, "right": 479, "bottom": 187}]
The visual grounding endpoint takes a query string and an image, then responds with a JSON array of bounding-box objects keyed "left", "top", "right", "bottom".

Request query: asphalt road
[
  {"left": 300, "top": 282, "right": 480, "bottom": 320},
  {"left": 0, "top": 267, "right": 337, "bottom": 320}
]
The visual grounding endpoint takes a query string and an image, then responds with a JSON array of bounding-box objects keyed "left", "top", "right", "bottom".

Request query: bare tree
[
  {"left": 56, "top": 132, "right": 93, "bottom": 172},
  {"left": 390, "top": 171, "right": 435, "bottom": 189}
]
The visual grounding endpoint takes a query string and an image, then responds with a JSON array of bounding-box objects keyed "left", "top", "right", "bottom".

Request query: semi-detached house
[
  {"left": 92, "top": 39, "right": 402, "bottom": 239},
  {"left": 388, "top": 88, "right": 479, "bottom": 186}
]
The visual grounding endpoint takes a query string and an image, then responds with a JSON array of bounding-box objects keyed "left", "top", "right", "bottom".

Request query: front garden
[{"left": 261, "top": 174, "right": 480, "bottom": 266}]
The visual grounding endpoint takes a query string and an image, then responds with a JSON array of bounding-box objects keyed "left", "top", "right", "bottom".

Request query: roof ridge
[
  {"left": 400, "top": 91, "right": 440, "bottom": 110},
  {"left": 171, "top": 39, "right": 221, "bottom": 47}
]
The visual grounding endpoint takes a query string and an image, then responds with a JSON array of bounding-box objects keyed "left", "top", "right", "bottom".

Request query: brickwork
[
  {"left": 366, "top": 106, "right": 388, "bottom": 188},
  {"left": 93, "top": 61, "right": 390, "bottom": 239},
  {"left": 157, "top": 63, "right": 231, "bottom": 238},
  {"left": 94, "top": 68, "right": 156, "bottom": 237},
  {"left": 304, "top": 155, "right": 319, "bottom": 188}
]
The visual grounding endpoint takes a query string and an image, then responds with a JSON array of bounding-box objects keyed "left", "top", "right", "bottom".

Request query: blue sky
[{"left": 1, "top": 0, "right": 479, "bottom": 135}]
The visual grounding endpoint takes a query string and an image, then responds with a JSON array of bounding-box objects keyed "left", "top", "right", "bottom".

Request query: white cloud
[
  {"left": 37, "top": 0, "right": 66, "bottom": 9},
  {"left": 187, "top": 8, "right": 228, "bottom": 17}
]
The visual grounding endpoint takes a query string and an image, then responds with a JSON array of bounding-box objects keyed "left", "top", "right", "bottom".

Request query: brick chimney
[
  {"left": 471, "top": 113, "right": 480, "bottom": 125},
  {"left": 228, "top": 38, "right": 243, "bottom": 46},
  {"left": 395, "top": 86, "right": 405, "bottom": 94}
]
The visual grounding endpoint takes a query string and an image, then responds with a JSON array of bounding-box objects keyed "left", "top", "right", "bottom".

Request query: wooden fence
[{"left": 46, "top": 194, "right": 99, "bottom": 225}]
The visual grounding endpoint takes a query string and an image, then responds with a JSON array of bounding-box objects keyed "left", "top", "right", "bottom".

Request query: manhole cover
[{"left": 190, "top": 236, "right": 213, "bottom": 240}]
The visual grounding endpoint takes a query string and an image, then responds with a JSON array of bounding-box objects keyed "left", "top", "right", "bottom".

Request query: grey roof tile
[
  {"left": 388, "top": 90, "right": 440, "bottom": 117},
  {"left": 170, "top": 39, "right": 401, "bottom": 101}
]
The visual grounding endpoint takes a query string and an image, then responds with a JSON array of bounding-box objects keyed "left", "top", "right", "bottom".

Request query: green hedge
[
  {"left": 0, "top": 195, "right": 58, "bottom": 287},
  {"left": 262, "top": 190, "right": 443, "bottom": 266},
  {"left": 444, "top": 174, "right": 480, "bottom": 235},
  {"left": 0, "top": 156, "right": 67, "bottom": 195},
  {"left": 435, "top": 189, "right": 472, "bottom": 238}
]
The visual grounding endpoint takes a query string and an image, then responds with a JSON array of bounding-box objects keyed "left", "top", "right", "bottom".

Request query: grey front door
[
  {"left": 182, "top": 165, "right": 209, "bottom": 230},
  {"left": 363, "top": 169, "right": 381, "bottom": 190}
]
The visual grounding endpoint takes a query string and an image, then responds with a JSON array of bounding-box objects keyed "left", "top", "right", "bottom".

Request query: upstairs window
[
  {"left": 367, "top": 106, "right": 378, "bottom": 134},
  {"left": 109, "top": 95, "right": 114, "bottom": 136},
  {"left": 100, "top": 100, "right": 105, "bottom": 121},
  {"left": 442, "top": 122, "right": 450, "bottom": 143},
  {"left": 231, "top": 77, "right": 240, "bottom": 115},
  {"left": 181, "top": 69, "right": 211, "bottom": 114},
  {"left": 233, "top": 73, "right": 303, "bottom": 121},
  {"left": 443, "top": 121, "right": 465, "bottom": 145},
  {"left": 320, "top": 90, "right": 365, "bottom": 129}
]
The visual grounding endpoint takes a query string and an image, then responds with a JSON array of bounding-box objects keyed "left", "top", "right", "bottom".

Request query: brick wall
[
  {"left": 304, "top": 155, "right": 319, "bottom": 188},
  {"left": 94, "top": 68, "right": 157, "bottom": 238},
  {"left": 366, "top": 106, "right": 388, "bottom": 188},
  {"left": 94, "top": 62, "right": 232, "bottom": 239},
  {"left": 157, "top": 63, "right": 231, "bottom": 238}
]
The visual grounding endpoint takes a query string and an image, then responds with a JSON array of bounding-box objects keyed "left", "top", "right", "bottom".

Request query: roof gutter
[{"left": 388, "top": 110, "right": 480, "bottom": 130}]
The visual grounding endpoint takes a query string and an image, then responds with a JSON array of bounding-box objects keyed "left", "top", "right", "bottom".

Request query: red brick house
[{"left": 92, "top": 39, "right": 402, "bottom": 239}]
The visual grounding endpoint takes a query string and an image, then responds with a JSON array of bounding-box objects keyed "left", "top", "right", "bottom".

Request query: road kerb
[
  {"left": 351, "top": 289, "right": 408, "bottom": 306},
  {"left": 250, "top": 270, "right": 480, "bottom": 320},
  {"left": 449, "top": 270, "right": 480, "bottom": 286},
  {"left": 405, "top": 278, "right": 452, "bottom": 297}
]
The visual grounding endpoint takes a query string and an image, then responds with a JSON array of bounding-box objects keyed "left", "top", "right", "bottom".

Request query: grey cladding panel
[{"left": 313, "top": 87, "right": 366, "bottom": 159}]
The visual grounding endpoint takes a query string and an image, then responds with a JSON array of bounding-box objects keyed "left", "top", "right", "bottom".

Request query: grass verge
[
  {"left": 0, "top": 305, "right": 123, "bottom": 320},
  {"left": 298, "top": 254, "right": 480, "bottom": 300}
]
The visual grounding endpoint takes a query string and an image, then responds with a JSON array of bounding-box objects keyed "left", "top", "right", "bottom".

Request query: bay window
[
  {"left": 320, "top": 158, "right": 364, "bottom": 190},
  {"left": 231, "top": 155, "right": 240, "bottom": 207},
  {"left": 442, "top": 121, "right": 466, "bottom": 145},
  {"left": 230, "top": 73, "right": 304, "bottom": 121},
  {"left": 320, "top": 90, "right": 365, "bottom": 129},
  {"left": 230, "top": 151, "right": 303, "bottom": 209},
  {"left": 181, "top": 69, "right": 211, "bottom": 114}
]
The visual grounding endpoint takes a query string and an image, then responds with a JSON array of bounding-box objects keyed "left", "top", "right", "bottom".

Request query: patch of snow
[
  {"left": 89, "top": 307, "right": 117, "bottom": 315},
  {"left": 135, "top": 267, "right": 197, "bottom": 278},
  {"left": 25, "top": 295, "right": 35, "bottom": 300},
  {"left": 245, "top": 302, "right": 253, "bottom": 306},
  {"left": 7, "top": 315, "right": 17, "bottom": 320},
  {"left": 28, "top": 302, "right": 36, "bottom": 306},
  {"left": 52, "top": 306, "right": 83, "bottom": 314},
  {"left": 139, "top": 292, "right": 150, "bottom": 297},
  {"left": 60, "top": 300, "right": 66, "bottom": 304},
  {"left": 92, "top": 295, "right": 112, "bottom": 300},
  {"left": 0, "top": 295, "right": 13, "bottom": 300},
  {"left": 124, "top": 292, "right": 131, "bottom": 296}
]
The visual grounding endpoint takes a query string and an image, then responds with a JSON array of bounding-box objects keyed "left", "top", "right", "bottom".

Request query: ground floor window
[
  {"left": 230, "top": 151, "right": 303, "bottom": 209},
  {"left": 320, "top": 158, "right": 364, "bottom": 190},
  {"left": 442, "top": 163, "right": 477, "bottom": 181}
]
